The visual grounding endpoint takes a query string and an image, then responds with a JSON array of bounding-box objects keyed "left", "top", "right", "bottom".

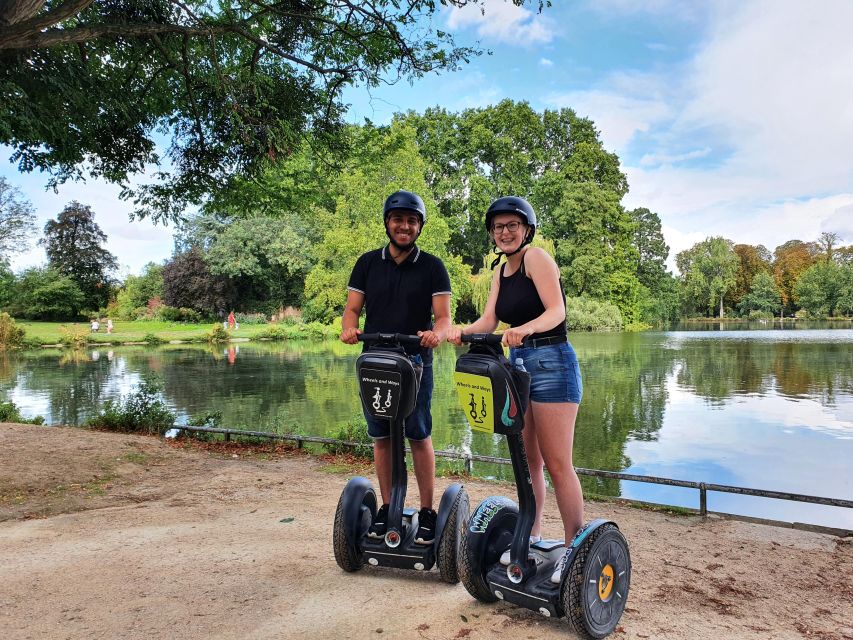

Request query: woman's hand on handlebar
[
  {"left": 502, "top": 325, "right": 533, "bottom": 348},
  {"left": 446, "top": 326, "right": 466, "bottom": 346},
  {"left": 340, "top": 327, "right": 362, "bottom": 344}
]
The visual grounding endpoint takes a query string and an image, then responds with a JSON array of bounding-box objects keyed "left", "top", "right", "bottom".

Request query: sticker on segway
[
  {"left": 359, "top": 368, "right": 402, "bottom": 419},
  {"left": 454, "top": 372, "right": 494, "bottom": 433},
  {"left": 469, "top": 498, "right": 503, "bottom": 534}
]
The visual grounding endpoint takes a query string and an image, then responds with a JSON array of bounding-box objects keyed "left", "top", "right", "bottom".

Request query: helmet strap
[{"left": 489, "top": 230, "right": 532, "bottom": 269}]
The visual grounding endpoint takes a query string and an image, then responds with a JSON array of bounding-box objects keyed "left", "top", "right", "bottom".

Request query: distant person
[
  {"left": 340, "top": 189, "right": 451, "bottom": 545},
  {"left": 106, "top": 319, "right": 114, "bottom": 334},
  {"left": 227, "top": 310, "right": 236, "bottom": 330},
  {"left": 91, "top": 319, "right": 100, "bottom": 333},
  {"left": 447, "top": 196, "right": 583, "bottom": 584}
]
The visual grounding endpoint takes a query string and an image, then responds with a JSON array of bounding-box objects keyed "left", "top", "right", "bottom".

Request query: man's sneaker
[
  {"left": 550, "top": 547, "right": 572, "bottom": 584},
  {"left": 368, "top": 504, "right": 389, "bottom": 539},
  {"left": 415, "top": 507, "right": 437, "bottom": 544},
  {"left": 499, "top": 536, "right": 542, "bottom": 566}
]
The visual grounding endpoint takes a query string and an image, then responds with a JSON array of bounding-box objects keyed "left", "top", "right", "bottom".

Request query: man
[{"left": 340, "top": 189, "right": 451, "bottom": 544}]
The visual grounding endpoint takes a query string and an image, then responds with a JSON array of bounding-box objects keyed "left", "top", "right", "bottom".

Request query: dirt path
[{"left": 1, "top": 422, "right": 851, "bottom": 640}]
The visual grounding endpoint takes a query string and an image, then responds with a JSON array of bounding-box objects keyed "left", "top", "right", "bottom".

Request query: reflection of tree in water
[
  {"left": 6, "top": 349, "right": 119, "bottom": 425},
  {"left": 573, "top": 334, "right": 674, "bottom": 496}
]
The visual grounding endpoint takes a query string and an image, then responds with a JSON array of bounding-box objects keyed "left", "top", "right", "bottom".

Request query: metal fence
[{"left": 174, "top": 425, "right": 852, "bottom": 535}]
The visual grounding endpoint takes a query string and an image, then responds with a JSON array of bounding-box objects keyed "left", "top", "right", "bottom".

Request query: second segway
[
  {"left": 333, "top": 333, "right": 469, "bottom": 582},
  {"left": 454, "top": 334, "right": 631, "bottom": 639}
]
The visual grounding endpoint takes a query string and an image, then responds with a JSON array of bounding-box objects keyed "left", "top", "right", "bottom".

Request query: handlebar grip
[
  {"left": 460, "top": 333, "right": 504, "bottom": 346},
  {"left": 358, "top": 333, "right": 423, "bottom": 345}
]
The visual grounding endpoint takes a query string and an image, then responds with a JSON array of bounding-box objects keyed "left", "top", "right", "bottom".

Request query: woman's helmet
[
  {"left": 485, "top": 196, "right": 536, "bottom": 244},
  {"left": 383, "top": 190, "right": 427, "bottom": 225}
]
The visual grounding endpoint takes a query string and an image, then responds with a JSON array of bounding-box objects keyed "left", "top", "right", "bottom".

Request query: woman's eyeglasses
[{"left": 491, "top": 221, "right": 523, "bottom": 234}]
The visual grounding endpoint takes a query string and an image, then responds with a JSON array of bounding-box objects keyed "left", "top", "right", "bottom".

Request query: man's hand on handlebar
[
  {"left": 417, "top": 329, "right": 441, "bottom": 349},
  {"left": 340, "top": 327, "right": 362, "bottom": 344}
]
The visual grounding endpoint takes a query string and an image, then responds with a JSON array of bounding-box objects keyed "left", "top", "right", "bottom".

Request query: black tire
[
  {"left": 437, "top": 488, "right": 469, "bottom": 584},
  {"left": 332, "top": 484, "right": 376, "bottom": 572},
  {"left": 458, "top": 496, "right": 517, "bottom": 603},
  {"left": 562, "top": 523, "right": 631, "bottom": 639}
]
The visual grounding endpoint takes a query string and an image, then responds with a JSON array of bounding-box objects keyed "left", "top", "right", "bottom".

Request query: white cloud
[
  {"left": 539, "top": 57, "right": 554, "bottom": 67},
  {"left": 445, "top": 0, "right": 556, "bottom": 45}
]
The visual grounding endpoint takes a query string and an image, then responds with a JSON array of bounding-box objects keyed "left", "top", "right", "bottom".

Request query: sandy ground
[{"left": 1, "top": 422, "right": 851, "bottom": 640}]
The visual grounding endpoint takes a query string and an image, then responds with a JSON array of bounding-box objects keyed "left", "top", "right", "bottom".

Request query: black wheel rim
[{"left": 584, "top": 534, "right": 630, "bottom": 630}]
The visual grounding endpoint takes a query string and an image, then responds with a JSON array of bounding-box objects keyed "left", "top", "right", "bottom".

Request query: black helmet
[
  {"left": 383, "top": 190, "right": 426, "bottom": 225},
  {"left": 485, "top": 196, "right": 536, "bottom": 241}
]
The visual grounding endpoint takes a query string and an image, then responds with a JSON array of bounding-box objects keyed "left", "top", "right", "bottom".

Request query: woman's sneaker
[
  {"left": 415, "top": 508, "right": 437, "bottom": 544},
  {"left": 368, "top": 504, "right": 389, "bottom": 539},
  {"left": 499, "top": 536, "right": 541, "bottom": 565},
  {"left": 550, "top": 547, "right": 572, "bottom": 584}
]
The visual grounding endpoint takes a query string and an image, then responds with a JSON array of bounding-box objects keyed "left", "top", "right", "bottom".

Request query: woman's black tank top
[{"left": 494, "top": 251, "right": 567, "bottom": 339}]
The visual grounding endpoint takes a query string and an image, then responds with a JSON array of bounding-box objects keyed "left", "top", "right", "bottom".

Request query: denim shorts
[
  {"left": 364, "top": 364, "right": 433, "bottom": 441},
  {"left": 509, "top": 342, "right": 582, "bottom": 404}
]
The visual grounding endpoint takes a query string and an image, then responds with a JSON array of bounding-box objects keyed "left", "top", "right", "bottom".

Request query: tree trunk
[{"left": 719, "top": 295, "right": 724, "bottom": 318}]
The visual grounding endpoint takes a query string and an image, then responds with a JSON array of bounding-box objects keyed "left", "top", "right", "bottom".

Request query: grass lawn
[{"left": 18, "top": 320, "right": 273, "bottom": 345}]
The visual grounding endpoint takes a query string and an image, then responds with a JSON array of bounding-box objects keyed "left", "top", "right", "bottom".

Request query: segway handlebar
[
  {"left": 460, "top": 332, "right": 504, "bottom": 346},
  {"left": 358, "top": 332, "right": 423, "bottom": 346}
]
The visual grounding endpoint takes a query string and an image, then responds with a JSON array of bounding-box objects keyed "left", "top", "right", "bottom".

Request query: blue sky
[{"left": 5, "top": 0, "right": 853, "bottom": 277}]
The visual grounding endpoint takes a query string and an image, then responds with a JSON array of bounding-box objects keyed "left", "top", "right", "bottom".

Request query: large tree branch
[{"left": 0, "top": 0, "right": 93, "bottom": 30}]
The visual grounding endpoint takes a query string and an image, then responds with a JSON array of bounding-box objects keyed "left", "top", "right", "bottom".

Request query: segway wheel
[
  {"left": 332, "top": 484, "right": 377, "bottom": 572},
  {"left": 562, "top": 523, "right": 631, "bottom": 639},
  {"left": 458, "top": 496, "right": 518, "bottom": 602},
  {"left": 437, "top": 488, "right": 469, "bottom": 584}
]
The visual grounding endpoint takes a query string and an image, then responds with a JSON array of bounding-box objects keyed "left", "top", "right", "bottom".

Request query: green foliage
[
  {"left": 188, "top": 411, "right": 223, "bottom": 428},
  {"left": 142, "top": 333, "right": 166, "bottom": 345},
  {"left": 255, "top": 324, "right": 303, "bottom": 341},
  {"left": 8, "top": 266, "right": 86, "bottom": 320},
  {"left": 110, "top": 263, "right": 164, "bottom": 320},
  {"left": 58, "top": 324, "right": 89, "bottom": 348},
  {"left": 677, "top": 237, "right": 739, "bottom": 317},
  {"left": 207, "top": 324, "right": 231, "bottom": 343},
  {"left": 234, "top": 312, "right": 268, "bottom": 325},
  {"left": 86, "top": 379, "right": 176, "bottom": 435},
  {"left": 738, "top": 271, "right": 782, "bottom": 316},
  {"left": 323, "top": 416, "right": 374, "bottom": 461},
  {"left": 1, "top": 0, "right": 501, "bottom": 223},
  {"left": 794, "top": 261, "right": 848, "bottom": 317},
  {"left": 0, "top": 400, "right": 44, "bottom": 424},
  {"left": 0, "top": 311, "right": 25, "bottom": 349},
  {"left": 566, "top": 296, "right": 623, "bottom": 332},
  {"left": 156, "top": 306, "right": 202, "bottom": 323}
]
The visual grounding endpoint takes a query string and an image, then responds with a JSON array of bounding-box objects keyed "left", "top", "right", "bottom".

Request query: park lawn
[{"left": 18, "top": 320, "right": 270, "bottom": 345}]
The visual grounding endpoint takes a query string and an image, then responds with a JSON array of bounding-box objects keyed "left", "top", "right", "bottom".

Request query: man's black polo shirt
[{"left": 347, "top": 244, "right": 451, "bottom": 364}]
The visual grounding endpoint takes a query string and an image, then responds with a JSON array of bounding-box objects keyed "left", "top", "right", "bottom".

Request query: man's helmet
[
  {"left": 383, "top": 190, "right": 427, "bottom": 225},
  {"left": 485, "top": 196, "right": 536, "bottom": 243}
]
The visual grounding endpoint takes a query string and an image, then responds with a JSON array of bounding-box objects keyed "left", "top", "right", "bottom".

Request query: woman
[{"left": 447, "top": 196, "right": 584, "bottom": 583}]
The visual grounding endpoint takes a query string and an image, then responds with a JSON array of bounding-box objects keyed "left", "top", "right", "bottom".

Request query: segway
[
  {"left": 454, "top": 334, "right": 630, "bottom": 638},
  {"left": 333, "top": 333, "right": 469, "bottom": 582}
]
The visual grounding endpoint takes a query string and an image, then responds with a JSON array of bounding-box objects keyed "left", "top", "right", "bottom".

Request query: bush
[
  {"left": 0, "top": 312, "right": 26, "bottom": 349},
  {"left": 566, "top": 296, "right": 623, "bottom": 332},
  {"left": 748, "top": 310, "right": 774, "bottom": 320},
  {"left": 87, "top": 379, "right": 175, "bottom": 435},
  {"left": 207, "top": 324, "right": 230, "bottom": 343},
  {"left": 156, "top": 305, "right": 203, "bottom": 323},
  {"left": 323, "top": 416, "right": 374, "bottom": 460},
  {"left": 59, "top": 324, "right": 89, "bottom": 348},
  {"left": 234, "top": 312, "right": 267, "bottom": 325},
  {"left": 142, "top": 333, "right": 165, "bottom": 345},
  {"left": 0, "top": 400, "right": 45, "bottom": 424}
]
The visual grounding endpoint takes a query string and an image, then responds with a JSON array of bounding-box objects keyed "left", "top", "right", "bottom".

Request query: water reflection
[{"left": 2, "top": 329, "right": 851, "bottom": 528}]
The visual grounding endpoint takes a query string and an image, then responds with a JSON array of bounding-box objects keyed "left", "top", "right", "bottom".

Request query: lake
[{"left": 3, "top": 324, "right": 852, "bottom": 529}]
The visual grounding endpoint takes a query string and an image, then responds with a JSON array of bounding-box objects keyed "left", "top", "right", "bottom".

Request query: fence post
[
  {"left": 296, "top": 437, "right": 303, "bottom": 449},
  {"left": 465, "top": 454, "right": 472, "bottom": 476},
  {"left": 699, "top": 482, "right": 707, "bottom": 516},
  {"left": 224, "top": 432, "right": 231, "bottom": 442}
]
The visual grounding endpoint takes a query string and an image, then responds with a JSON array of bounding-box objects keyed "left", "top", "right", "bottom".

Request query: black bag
[{"left": 454, "top": 343, "right": 530, "bottom": 435}]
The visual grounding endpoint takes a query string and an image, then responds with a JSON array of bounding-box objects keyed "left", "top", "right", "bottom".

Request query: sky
[{"left": 4, "top": 0, "right": 853, "bottom": 277}]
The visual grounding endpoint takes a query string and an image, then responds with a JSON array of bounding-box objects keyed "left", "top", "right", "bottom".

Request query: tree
[
  {"left": 729, "top": 243, "right": 771, "bottom": 310},
  {"left": 794, "top": 261, "right": 846, "bottom": 317},
  {"left": 0, "top": 1, "right": 545, "bottom": 223},
  {"left": 112, "top": 262, "right": 165, "bottom": 319},
  {"left": 676, "top": 237, "right": 738, "bottom": 317},
  {"left": 816, "top": 231, "right": 840, "bottom": 262},
  {"left": 773, "top": 240, "right": 816, "bottom": 315},
  {"left": 162, "top": 246, "right": 235, "bottom": 317},
  {"left": 8, "top": 266, "right": 86, "bottom": 320},
  {"left": 40, "top": 201, "right": 118, "bottom": 310},
  {"left": 737, "top": 271, "right": 781, "bottom": 317},
  {"left": 0, "top": 176, "right": 37, "bottom": 259},
  {"left": 630, "top": 207, "right": 669, "bottom": 293}
]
